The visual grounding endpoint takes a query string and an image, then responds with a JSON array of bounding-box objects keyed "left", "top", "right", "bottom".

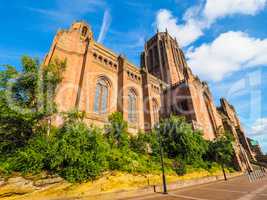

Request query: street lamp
[{"left": 156, "top": 124, "right": 168, "bottom": 194}]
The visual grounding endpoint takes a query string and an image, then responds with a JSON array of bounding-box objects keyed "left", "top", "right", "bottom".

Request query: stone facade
[
  {"left": 140, "top": 31, "right": 223, "bottom": 140},
  {"left": 44, "top": 21, "right": 253, "bottom": 171},
  {"left": 218, "top": 98, "right": 254, "bottom": 171}
]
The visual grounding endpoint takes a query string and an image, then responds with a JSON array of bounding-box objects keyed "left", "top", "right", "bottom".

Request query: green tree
[
  {"left": 130, "top": 131, "right": 159, "bottom": 156},
  {"left": 0, "top": 65, "right": 18, "bottom": 89},
  {"left": 105, "top": 112, "right": 129, "bottom": 149},
  {"left": 49, "top": 111, "right": 109, "bottom": 182},
  {"left": 208, "top": 134, "right": 234, "bottom": 180},
  {"left": 0, "top": 57, "right": 40, "bottom": 155},
  {"left": 157, "top": 115, "right": 208, "bottom": 164},
  {"left": 41, "top": 58, "right": 66, "bottom": 115},
  {"left": 0, "top": 56, "right": 66, "bottom": 155}
]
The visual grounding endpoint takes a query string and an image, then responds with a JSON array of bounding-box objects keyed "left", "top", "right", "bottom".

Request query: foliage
[
  {"left": 0, "top": 65, "right": 18, "bottom": 89},
  {"left": 207, "top": 134, "right": 234, "bottom": 165},
  {"left": 41, "top": 58, "right": 66, "bottom": 115},
  {"left": 130, "top": 131, "right": 159, "bottom": 155},
  {"left": 11, "top": 56, "right": 39, "bottom": 109},
  {"left": 3, "top": 110, "right": 110, "bottom": 182},
  {"left": 62, "top": 109, "right": 86, "bottom": 123},
  {"left": 105, "top": 112, "right": 129, "bottom": 149},
  {"left": 0, "top": 56, "right": 66, "bottom": 155},
  {"left": 173, "top": 160, "right": 187, "bottom": 176},
  {"left": 0, "top": 58, "right": 40, "bottom": 155},
  {"left": 50, "top": 115, "right": 109, "bottom": 182},
  {"left": 9, "top": 134, "right": 50, "bottom": 174},
  {"left": 156, "top": 115, "right": 208, "bottom": 164}
]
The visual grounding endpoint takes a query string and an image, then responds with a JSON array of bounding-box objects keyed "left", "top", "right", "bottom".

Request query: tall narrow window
[
  {"left": 149, "top": 49, "right": 153, "bottom": 69},
  {"left": 160, "top": 41, "right": 165, "bottom": 65},
  {"left": 153, "top": 46, "right": 159, "bottom": 66},
  {"left": 128, "top": 90, "right": 137, "bottom": 123},
  {"left": 152, "top": 99, "right": 159, "bottom": 123},
  {"left": 82, "top": 26, "right": 88, "bottom": 37},
  {"left": 94, "top": 79, "right": 109, "bottom": 114},
  {"left": 180, "top": 100, "right": 189, "bottom": 112}
]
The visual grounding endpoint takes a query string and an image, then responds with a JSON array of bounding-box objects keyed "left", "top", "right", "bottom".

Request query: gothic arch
[
  {"left": 94, "top": 75, "right": 112, "bottom": 88},
  {"left": 128, "top": 88, "right": 138, "bottom": 123},
  {"left": 93, "top": 75, "right": 112, "bottom": 114}
]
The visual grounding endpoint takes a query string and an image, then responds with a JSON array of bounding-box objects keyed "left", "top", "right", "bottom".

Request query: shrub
[
  {"left": 1, "top": 106, "right": 234, "bottom": 183},
  {"left": 207, "top": 133, "right": 234, "bottom": 165},
  {"left": 50, "top": 121, "right": 109, "bottom": 182},
  {"left": 173, "top": 160, "right": 187, "bottom": 176},
  {"left": 105, "top": 112, "right": 129, "bottom": 149},
  {"left": 130, "top": 131, "right": 159, "bottom": 155},
  {"left": 9, "top": 135, "right": 50, "bottom": 174},
  {"left": 107, "top": 148, "right": 143, "bottom": 173},
  {"left": 156, "top": 115, "right": 208, "bottom": 164}
]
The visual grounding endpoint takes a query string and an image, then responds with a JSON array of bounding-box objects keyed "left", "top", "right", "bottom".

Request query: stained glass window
[
  {"left": 94, "top": 79, "right": 109, "bottom": 114},
  {"left": 152, "top": 99, "right": 159, "bottom": 123},
  {"left": 128, "top": 90, "right": 137, "bottom": 123}
]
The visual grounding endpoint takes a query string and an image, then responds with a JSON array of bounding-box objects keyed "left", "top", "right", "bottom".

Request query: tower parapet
[{"left": 70, "top": 21, "right": 93, "bottom": 41}]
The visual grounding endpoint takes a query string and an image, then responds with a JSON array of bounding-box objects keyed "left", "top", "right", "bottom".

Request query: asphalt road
[{"left": 126, "top": 174, "right": 267, "bottom": 200}]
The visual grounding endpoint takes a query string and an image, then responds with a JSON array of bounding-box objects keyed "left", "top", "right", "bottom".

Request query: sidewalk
[
  {"left": 123, "top": 173, "right": 267, "bottom": 200},
  {"left": 79, "top": 172, "right": 243, "bottom": 200}
]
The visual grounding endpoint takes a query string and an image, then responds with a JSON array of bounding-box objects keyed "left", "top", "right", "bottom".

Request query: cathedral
[{"left": 44, "top": 21, "right": 254, "bottom": 172}]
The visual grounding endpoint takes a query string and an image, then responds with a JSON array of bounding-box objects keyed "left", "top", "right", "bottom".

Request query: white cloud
[
  {"left": 204, "top": 0, "right": 267, "bottom": 22},
  {"left": 251, "top": 118, "right": 267, "bottom": 136},
  {"left": 156, "top": 9, "right": 204, "bottom": 47},
  {"left": 155, "top": 0, "right": 267, "bottom": 47},
  {"left": 187, "top": 31, "right": 267, "bottom": 81},
  {"left": 97, "top": 10, "right": 112, "bottom": 43}
]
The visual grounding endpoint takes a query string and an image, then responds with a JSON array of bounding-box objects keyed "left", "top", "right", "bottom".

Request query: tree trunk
[
  {"left": 221, "top": 163, "right": 227, "bottom": 181},
  {"left": 47, "top": 117, "right": 51, "bottom": 137}
]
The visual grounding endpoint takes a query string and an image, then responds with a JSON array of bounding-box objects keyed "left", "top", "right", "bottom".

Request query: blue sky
[{"left": 1, "top": 0, "right": 267, "bottom": 152}]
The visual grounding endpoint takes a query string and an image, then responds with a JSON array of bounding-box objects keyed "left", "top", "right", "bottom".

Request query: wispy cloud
[
  {"left": 27, "top": 0, "right": 106, "bottom": 28},
  {"left": 97, "top": 9, "right": 112, "bottom": 43}
]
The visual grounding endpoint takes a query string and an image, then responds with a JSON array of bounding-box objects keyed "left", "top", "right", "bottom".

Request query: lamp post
[{"left": 156, "top": 124, "right": 168, "bottom": 194}]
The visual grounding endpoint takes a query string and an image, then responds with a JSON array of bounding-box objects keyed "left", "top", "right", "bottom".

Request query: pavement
[{"left": 125, "top": 173, "right": 267, "bottom": 200}]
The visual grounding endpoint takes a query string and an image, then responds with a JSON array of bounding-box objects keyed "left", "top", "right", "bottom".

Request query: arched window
[
  {"left": 128, "top": 89, "right": 137, "bottom": 123},
  {"left": 82, "top": 26, "right": 88, "bottom": 37},
  {"left": 152, "top": 99, "right": 159, "bottom": 123},
  {"left": 94, "top": 78, "right": 109, "bottom": 114}
]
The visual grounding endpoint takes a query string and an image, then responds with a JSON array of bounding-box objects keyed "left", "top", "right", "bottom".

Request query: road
[{"left": 125, "top": 174, "right": 267, "bottom": 200}]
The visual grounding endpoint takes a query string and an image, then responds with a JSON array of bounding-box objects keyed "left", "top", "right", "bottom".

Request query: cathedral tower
[
  {"left": 141, "top": 30, "right": 224, "bottom": 140},
  {"left": 141, "top": 31, "right": 187, "bottom": 85}
]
